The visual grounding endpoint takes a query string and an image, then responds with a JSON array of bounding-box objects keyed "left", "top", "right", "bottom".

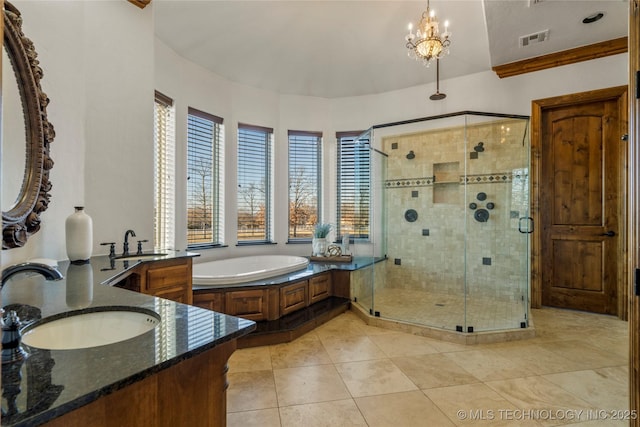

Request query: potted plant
[{"left": 312, "top": 223, "right": 331, "bottom": 256}]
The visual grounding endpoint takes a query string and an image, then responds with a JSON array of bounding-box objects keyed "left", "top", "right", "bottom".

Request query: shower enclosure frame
[{"left": 352, "top": 111, "right": 532, "bottom": 335}]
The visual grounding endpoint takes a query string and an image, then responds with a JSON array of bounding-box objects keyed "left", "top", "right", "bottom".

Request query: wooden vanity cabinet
[
  {"left": 43, "top": 339, "right": 236, "bottom": 427},
  {"left": 115, "top": 258, "right": 193, "bottom": 305}
]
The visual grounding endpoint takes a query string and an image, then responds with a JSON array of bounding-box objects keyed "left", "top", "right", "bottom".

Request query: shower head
[
  {"left": 406, "top": 150, "right": 415, "bottom": 160},
  {"left": 474, "top": 142, "right": 485, "bottom": 152}
]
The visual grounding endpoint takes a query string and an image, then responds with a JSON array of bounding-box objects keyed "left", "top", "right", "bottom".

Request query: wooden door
[{"left": 540, "top": 97, "right": 625, "bottom": 315}]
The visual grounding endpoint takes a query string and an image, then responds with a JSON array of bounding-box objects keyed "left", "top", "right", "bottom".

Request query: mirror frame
[{"left": 2, "top": 1, "right": 55, "bottom": 249}]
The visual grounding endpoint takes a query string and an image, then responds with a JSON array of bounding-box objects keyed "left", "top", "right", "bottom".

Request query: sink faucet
[
  {"left": 123, "top": 229, "right": 136, "bottom": 256},
  {"left": 1, "top": 262, "right": 63, "bottom": 363},
  {"left": 1, "top": 262, "right": 64, "bottom": 287}
]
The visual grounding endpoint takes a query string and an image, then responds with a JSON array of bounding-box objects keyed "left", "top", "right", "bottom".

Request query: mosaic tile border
[
  {"left": 384, "top": 172, "right": 523, "bottom": 189},
  {"left": 384, "top": 177, "right": 434, "bottom": 188}
]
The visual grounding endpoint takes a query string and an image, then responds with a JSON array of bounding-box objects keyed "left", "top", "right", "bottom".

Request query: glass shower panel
[
  {"left": 371, "top": 115, "right": 468, "bottom": 330},
  {"left": 463, "top": 114, "right": 531, "bottom": 332},
  {"left": 348, "top": 130, "right": 375, "bottom": 315}
]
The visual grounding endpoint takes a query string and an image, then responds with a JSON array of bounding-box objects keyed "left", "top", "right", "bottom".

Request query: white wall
[{"left": 1, "top": 0, "right": 628, "bottom": 267}]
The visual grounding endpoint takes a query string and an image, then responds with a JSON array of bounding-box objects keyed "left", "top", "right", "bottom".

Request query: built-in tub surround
[
  {"left": 0, "top": 254, "right": 255, "bottom": 426},
  {"left": 377, "top": 116, "right": 530, "bottom": 332},
  {"left": 193, "top": 255, "right": 309, "bottom": 287}
]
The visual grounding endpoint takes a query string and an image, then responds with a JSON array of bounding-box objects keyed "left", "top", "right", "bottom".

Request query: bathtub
[{"left": 192, "top": 255, "right": 310, "bottom": 287}]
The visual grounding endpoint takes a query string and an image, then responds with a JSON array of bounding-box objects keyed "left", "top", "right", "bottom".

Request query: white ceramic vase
[
  {"left": 312, "top": 237, "right": 328, "bottom": 257},
  {"left": 65, "top": 206, "right": 93, "bottom": 263}
]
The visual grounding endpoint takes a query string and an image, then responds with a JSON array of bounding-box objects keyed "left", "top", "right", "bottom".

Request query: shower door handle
[
  {"left": 601, "top": 230, "right": 616, "bottom": 237},
  {"left": 518, "top": 217, "right": 534, "bottom": 234}
]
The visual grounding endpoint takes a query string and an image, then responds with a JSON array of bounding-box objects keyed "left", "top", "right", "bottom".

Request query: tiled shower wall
[{"left": 381, "top": 118, "right": 529, "bottom": 301}]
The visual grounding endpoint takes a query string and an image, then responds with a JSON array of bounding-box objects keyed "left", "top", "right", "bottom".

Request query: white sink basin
[
  {"left": 114, "top": 253, "right": 168, "bottom": 262},
  {"left": 21, "top": 308, "right": 160, "bottom": 350}
]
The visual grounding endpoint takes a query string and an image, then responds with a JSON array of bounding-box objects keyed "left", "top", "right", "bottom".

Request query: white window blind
[
  {"left": 288, "top": 130, "right": 321, "bottom": 241},
  {"left": 336, "top": 131, "right": 370, "bottom": 240},
  {"left": 237, "top": 123, "right": 274, "bottom": 243},
  {"left": 154, "top": 91, "right": 175, "bottom": 249},
  {"left": 187, "top": 107, "right": 225, "bottom": 247}
]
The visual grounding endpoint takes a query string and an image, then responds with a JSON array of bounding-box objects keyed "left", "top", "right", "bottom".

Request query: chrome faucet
[
  {"left": 1, "top": 262, "right": 63, "bottom": 363},
  {"left": 123, "top": 229, "right": 136, "bottom": 256}
]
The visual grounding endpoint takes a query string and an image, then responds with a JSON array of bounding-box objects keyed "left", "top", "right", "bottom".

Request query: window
[
  {"left": 154, "top": 91, "right": 176, "bottom": 249},
  {"left": 288, "top": 131, "right": 322, "bottom": 241},
  {"left": 336, "top": 131, "right": 370, "bottom": 240},
  {"left": 187, "top": 107, "right": 224, "bottom": 247},
  {"left": 237, "top": 123, "right": 274, "bottom": 243}
]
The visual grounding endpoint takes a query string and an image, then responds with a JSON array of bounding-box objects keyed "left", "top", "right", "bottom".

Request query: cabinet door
[
  {"left": 280, "top": 280, "right": 308, "bottom": 317},
  {"left": 309, "top": 273, "right": 332, "bottom": 305},
  {"left": 145, "top": 259, "right": 193, "bottom": 305},
  {"left": 225, "top": 289, "right": 268, "bottom": 321},
  {"left": 193, "top": 291, "right": 225, "bottom": 312}
]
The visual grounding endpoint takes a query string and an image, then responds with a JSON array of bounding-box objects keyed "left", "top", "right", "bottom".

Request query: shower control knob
[{"left": 469, "top": 203, "right": 477, "bottom": 210}]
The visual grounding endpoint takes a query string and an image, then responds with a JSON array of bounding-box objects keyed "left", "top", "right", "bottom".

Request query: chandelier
[{"left": 405, "top": 0, "right": 451, "bottom": 66}]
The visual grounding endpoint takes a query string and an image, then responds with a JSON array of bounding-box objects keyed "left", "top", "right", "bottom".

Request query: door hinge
[
  {"left": 636, "top": 71, "right": 640, "bottom": 100},
  {"left": 636, "top": 268, "right": 640, "bottom": 296}
]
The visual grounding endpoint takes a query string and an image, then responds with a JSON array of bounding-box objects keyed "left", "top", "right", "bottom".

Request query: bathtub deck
[{"left": 237, "top": 296, "right": 351, "bottom": 348}]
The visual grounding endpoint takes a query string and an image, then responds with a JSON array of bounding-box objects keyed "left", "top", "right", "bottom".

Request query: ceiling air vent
[{"left": 519, "top": 29, "right": 550, "bottom": 47}]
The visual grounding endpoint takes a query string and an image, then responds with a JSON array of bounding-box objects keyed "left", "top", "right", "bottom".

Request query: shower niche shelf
[{"left": 433, "top": 161, "right": 460, "bottom": 204}]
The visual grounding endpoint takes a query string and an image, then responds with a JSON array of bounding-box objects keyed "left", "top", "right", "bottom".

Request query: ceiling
[{"left": 154, "top": 0, "right": 629, "bottom": 99}]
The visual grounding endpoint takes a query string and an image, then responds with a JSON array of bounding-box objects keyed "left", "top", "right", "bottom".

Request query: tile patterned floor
[
  {"left": 357, "top": 288, "right": 526, "bottom": 331},
  {"left": 227, "top": 307, "right": 630, "bottom": 427}
]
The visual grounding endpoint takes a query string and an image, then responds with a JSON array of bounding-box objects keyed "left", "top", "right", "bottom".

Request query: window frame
[
  {"left": 336, "top": 131, "right": 371, "bottom": 241},
  {"left": 153, "top": 90, "right": 176, "bottom": 250},
  {"left": 236, "top": 123, "right": 274, "bottom": 245},
  {"left": 287, "top": 130, "right": 322, "bottom": 242},
  {"left": 186, "top": 107, "right": 225, "bottom": 249}
]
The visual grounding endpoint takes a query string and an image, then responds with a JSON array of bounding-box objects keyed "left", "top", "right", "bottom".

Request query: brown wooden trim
[
  {"left": 628, "top": 0, "right": 639, "bottom": 422},
  {"left": 238, "top": 122, "right": 274, "bottom": 134},
  {"left": 128, "top": 0, "right": 151, "bottom": 9},
  {"left": 154, "top": 90, "right": 173, "bottom": 107},
  {"left": 288, "top": 130, "right": 323, "bottom": 137},
  {"left": 493, "top": 37, "right": 628, "bottom": 79},
  {"left": 530, "top": 86, "right": 629, "bottom": 317},
  {"left": 188, "top": 107, "right": 223, "bottom": 124}
]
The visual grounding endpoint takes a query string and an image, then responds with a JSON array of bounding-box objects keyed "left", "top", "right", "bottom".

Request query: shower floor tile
[{"left": 360, "top": 288, "right": 526, "bottom": 331}]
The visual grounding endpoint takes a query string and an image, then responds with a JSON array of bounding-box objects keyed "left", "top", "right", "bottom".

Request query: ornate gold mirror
[{"left": 2, "top": 1, "right": 55, "bottom": 249}]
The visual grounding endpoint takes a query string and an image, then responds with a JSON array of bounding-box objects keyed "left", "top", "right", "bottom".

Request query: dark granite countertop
[
  {"left": 193, "top": 255, "right": 386, "bottom": 291},
  {"left": 0, "top": 252, "right": 256, "bottom": 426}
]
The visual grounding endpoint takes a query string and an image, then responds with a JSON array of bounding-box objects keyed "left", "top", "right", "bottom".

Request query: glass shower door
[{"left": 463, "top": 114, "right": 531, "bottom": 332}]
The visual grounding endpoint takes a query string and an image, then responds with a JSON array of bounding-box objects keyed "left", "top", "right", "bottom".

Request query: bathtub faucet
[{"left": 122, "top": 229, "right": 136, "bottom": 256}]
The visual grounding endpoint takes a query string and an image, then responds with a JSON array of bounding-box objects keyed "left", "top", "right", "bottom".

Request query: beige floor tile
[
  {"left": 368, "top": 332, "right": 439, "bottom": 357},
  {"left": 424, "top": 383, "right": 543, "bottom": 426},
  {"left": 485, "top": 376, "right": 593, "bottom": 426},
  {"left": 488, "top": 343, "right": 583, "bottom": 375},
  {"left": 355, "top": 390, "right": 455, "bottom": 427},
  {"left": 320, "top": 334, "right": 387, "bottom": 363},
  {"left": 227, "top": 370, "right": 278, "bottom": 413},
  {"left": 227, "top": 408, "right": 281, "bottom": 427},
  {"left": 392, "top": 353, "right": 481, "bottom": 389},
  {"left": 314, "top": 312, "right": 368, "bottom": 339},
  {"left": 538, "top": 340, "right": 627, "bottom": 371},
  {"left": 228, "top": 345, "right": 272, "bottom": 373},
  {"left": 543, "top": 367, "right": 629, "bottom": 410},
  {"left": 335, "top": 359, "right": 418, "bottom": 397},
  {"left": 443, "top": 349, "right": 527, "bottom": 381},
  {"left": 270, "top": 333, "right": 332, "bottom": 369},
  {"left": 273, "top": 364, "right": 351, "bottom": 406},
  {"left": 279, "top": 399, "right": 368, "bottom": 427}
]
